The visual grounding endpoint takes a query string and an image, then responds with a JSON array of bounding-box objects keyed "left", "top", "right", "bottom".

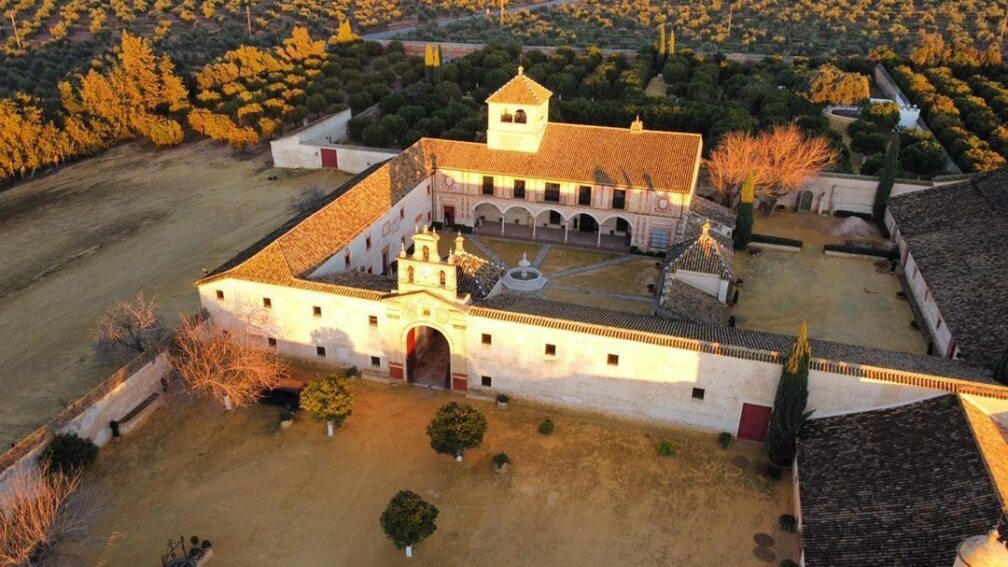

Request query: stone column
[
  {"left": 596, "top": 226, "right": 602, "bottom": 247},
  {"left": 564, "top": 222, "right": 569, "bottom": 243},
  {"left": 500, "top": 215, "right": 505, "bottom": 235}
]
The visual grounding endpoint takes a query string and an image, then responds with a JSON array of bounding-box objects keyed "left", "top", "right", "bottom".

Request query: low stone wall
[
  {"left": 0, "top": 348, "right": 172, "bottom": 494},
  {"left": 778, "top": 172, "right": 972, "bottom": 216}
]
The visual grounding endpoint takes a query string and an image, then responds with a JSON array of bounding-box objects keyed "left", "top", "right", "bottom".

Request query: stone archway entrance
[{"left": 406, "top": 326, "right": 451, "bottom": 389}]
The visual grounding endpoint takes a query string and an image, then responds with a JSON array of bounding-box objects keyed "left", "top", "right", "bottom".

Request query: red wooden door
[
  {"left": 406, "top": 328, "right": 417, "bottom": 382},
  {"left": 737, "top": 403, "right": 773, "bottom": 442},
  {"left": 321, "top": 148, "right": 338, "bottom": 169}
]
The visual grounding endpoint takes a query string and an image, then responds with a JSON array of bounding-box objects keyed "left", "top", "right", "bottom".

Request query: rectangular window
[
  {"left": 691, "top": 387, "right": 705, "bottom": 400},
  {"left": 371, "top": 356, "right": 381, "bottom": 368},
  {"left": 262, "top": 297, "right": 272, "bottom": 309},
  {"left": 612, "top": 189, "right": 626, "bottom": 210},
  {"left": 481, "top": 376, "right": 492, "bottom": 387},
  {"left": 649, "top": 229, "right": 670, "bottom": 250},
  {"left": 482, "top": 176, "right": 494, "bottom": 196},
  {"left": 513, "top": 179, "right": 526, "bottom": 199},
  {"left": 400, "top": 208, "right": 404, "bottom": 219},
  {"left": 366, "top": 236, "right": 372, "bottom": 250},
  {"left": 607, "top": 354, "right": 619, "bottom": 366},
  {"left": 267, "top": 337, "right": 277, "bottom": 348},
  {"left": 545, "top": 343, "right": 557, "bottom": 356},
  {"left": 344, "top": 253, "right": 351, "bottom": 268},
  {"left": 369, "top": 315, "right": 378, "bottom": 327},
  {"left": 548, "top": 211, "right": 562, "bottom": 225},
  {"left": 313, "top": 306, "right": 322, "bottom": 318},
  {"left": 579, "top": 185, "right": 592, "bottom": 206},
  {"left": 316, "top": 346, "right": 326, "bottom": 357},
  {"left": 215, "top": 290, "right": 224, "bottom": 301},
  {"left": 544, "top": 182, "right": 561, "bottom": 203},
  {"left": 482, "top": 333, "right": 492, "bottom": 345}
]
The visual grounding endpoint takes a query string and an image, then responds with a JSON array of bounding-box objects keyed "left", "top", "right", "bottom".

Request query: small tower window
[
  {"left": 422, "top": 246, "right": 430, "bottom": 261},
  {"left": 514, "top": 109, "right": 527, "bottom": 124},
  {"left": 439, "top": 270, "right": 446, "bottom": 287},
  {"left": 501, "top": 111, "right": 513, "bottom": 123},
  {"left": 407, "top": 266, "right": 414, "bottom": 283}
]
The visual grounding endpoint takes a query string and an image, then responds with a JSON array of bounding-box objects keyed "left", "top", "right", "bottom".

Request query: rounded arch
[
  {"left": 533, "top": 208, "right": 572, "bottom": 224},
  {"left": 400, "top": 321, "right": 457, "bottom": 353},
  {"left": 402, "top": 323, "right": 453, "bottom": 389},
  {"left": 598, "top": 213, "right": 635, "bottom": 227},
  {"left": 501, "top": 203, "right": 536, "bottom": 218},
  {"left": 514, "top": 109, "right": 527, "bottom": 124}
]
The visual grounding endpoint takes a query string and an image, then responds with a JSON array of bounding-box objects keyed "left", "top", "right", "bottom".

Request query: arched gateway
[{"left": 406, "top": 326, "right": 451, "bottom": 389}]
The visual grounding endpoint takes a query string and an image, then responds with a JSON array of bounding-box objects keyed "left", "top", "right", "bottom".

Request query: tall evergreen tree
[
  {"left": 335, "top": 18, "right": 355, "bottom": 43},
  {"left": 656, "top": 23, "right": 667, "bottom": 69},
  {"left": 766, "top": 321, "right": 814, "bottom": 466},
  {"left": 873, "top": 132, "right": 900, "bottom": 224},
  {"left": 424, "top": 44, "right": 434, "bottom": 83},
  {"left": 734, "top": 171, "right": 755, "bottom": 249},
  {"left": 994, "top": 346, "right": 1008, "bottom": 385},
  {"left": 668, "top": 27, "right": 676, "bottom": 56}
]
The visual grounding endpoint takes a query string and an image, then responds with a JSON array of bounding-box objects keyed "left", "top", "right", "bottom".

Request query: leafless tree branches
[
  {"left": 92, "top": 292, "right": 167, "bottom": 360},
  {"left": 0, "top": 465, "right": 91, "bottom": 566}
]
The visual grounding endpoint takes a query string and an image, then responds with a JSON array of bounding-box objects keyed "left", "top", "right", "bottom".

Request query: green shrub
[
  {"left": 779, "top": 560, "right": 799, "bottom": 567},
  {"left": 779, "top": 513, "right": 798, "bottom": 533},
  {"left": 751, "top": 234, "right": 803, "bottom": 249},
  {"left": 427, "top": 402, "right": 487, "bottom": 459},
  {"left": 496, "top": 394, "right": 509, "bottom": 404},
  {"left": 492, "top": 452, "right": 510, "bottom": 467},
  {"left": 537, "top": 418, "right": 554, "bottom": 435},
  {"left": 380, "top": 490, "right": 439, "bottom": 552},
  {"left": 41, "top": 433, "right": 99, "bottom": 474},
  {"left": 718, "top": 432, "right": 733, "bottom": 449},
  {"left": 656, "top": 440, "right": 676, "bottom": 457}
]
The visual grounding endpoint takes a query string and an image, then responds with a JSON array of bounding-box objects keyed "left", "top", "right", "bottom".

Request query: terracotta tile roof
[
  {"left": 452, "top": 250, "right": 505, "bottom": 300},
  {"left": 888, "top": 171, "right": 1008, "bottom": 368},
  {"left": 666, "top": 221, "right": 733, "bottom": 278},
  {"left": 423, "top": 123, "right": 702, "bottom": 193},
  {"left": 689, "top": 196, "right": 736, "bottom": 229},
  {"left": 960, "top": 396, "right": 1008, "bottom": 507},
  {"left": 471, "top": 295, "right": 1004, "bottom": 392},
  {"left": 485, "top": 69, "right": 552, "bottom": 105},
  {"left": 314, "top": 270, "right": 394, "bottom": 293},
  {"left": 797, "top": 395, "right": 1005, "bottom": 567},
  {"left": 655, "top": 278, "right": 731, "bottom": 325}
]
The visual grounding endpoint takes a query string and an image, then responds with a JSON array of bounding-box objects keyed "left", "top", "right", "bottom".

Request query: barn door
[
  {"left": 321, "top": 148, "right": 338, "bottom": 169},
  {"left": 737, "top": 403, "right": 773, "bottom": 442}
]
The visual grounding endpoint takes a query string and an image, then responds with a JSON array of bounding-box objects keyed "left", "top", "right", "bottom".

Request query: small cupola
[
  {"left": 484, "top": 66, "right": 553, "bottom": 153},
  {"left": 630, "top": 115, "right": 644, "bottom": 133}
]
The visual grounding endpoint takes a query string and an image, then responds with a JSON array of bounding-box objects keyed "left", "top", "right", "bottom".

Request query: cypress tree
[
  {"left": 424, "top": 44, "right": 433, "bottom": 83},
  {"left": 994, "top": 346, "right": 1008, "bottom": 385},
  {"left": 435, "top": 44, "right": 443, "bottom": 84},
  {"left": 766, "top": 321, "right": 814, "bottom": 467},
  {"left": 656, "top": 23, "right": 667, "bottom": 68},
  {"left": 734, "top": 171, "right": 755, "bottom": 249},
  {"left": 873, "top": 132, "right": 900, "bottom": 225},
  {"left": 335, "top": 18, "right": 355, "bottom": 44},
  {"left": 668, "top": 27, "right": 676, "bottom": 56}
]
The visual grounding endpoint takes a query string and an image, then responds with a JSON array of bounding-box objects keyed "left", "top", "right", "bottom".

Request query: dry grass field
[
  {"left": 68, "top": 372, "right": 798, "bottom": 566},
  {"left": 0, "top": 141, "right": 350, "bottom": 446}
]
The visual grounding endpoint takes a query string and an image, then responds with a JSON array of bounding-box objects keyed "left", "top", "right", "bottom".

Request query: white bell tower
[{"left": 485, "top": 66, "right": 553, "bottom": 153}]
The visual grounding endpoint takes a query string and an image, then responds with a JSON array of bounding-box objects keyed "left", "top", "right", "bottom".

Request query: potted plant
[
  {"left": 718, "top": 432, "right": 733, "bottom": 449},
  {"left": 492, "top": 451, "right": 510, "bottom": 473},
  {"left": 537, "top": 417, "right": 554, "bottom": 435},
  {"left": 779, "top": 513, "right": 798, "bottom": 533},
  {"left": 279, "top": 410, "right": 295, "bottom": 429},
  {"left": 656, "top": 440, "right": 675, "bottom": 457},
  {"left": 496, "top": 394, "right": 509, "bottom": 410}
]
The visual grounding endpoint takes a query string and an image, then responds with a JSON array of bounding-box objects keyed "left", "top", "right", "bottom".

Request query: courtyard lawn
[
  {"left": 734, "top": 213, "right": 926, "bottom": 354},
  {"left": 555, "top": 257, "right": 663, "bottom": 297},
  {"left": 538, "top": 246, "right": 619, "bottom": 275},
  {"left": 0, "top": 140, "right": 350, "bottom": 447},
  {"left": 479, "top": 237, "right": 543, "bottom": 267},
  {"left": 69, "top": 375, "right": 798, "bottom": 566}
]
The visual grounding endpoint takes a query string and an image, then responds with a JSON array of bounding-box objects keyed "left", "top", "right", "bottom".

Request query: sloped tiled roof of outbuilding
[
  {"left": 797, "top": 395, "right": 1005, "bottom": 567},
  {"left": 423, "top": 123, "right": 702, "bottom": 193},
  {"left": 689, "top": 196, "right": 736, "bottom": 229},
  {"left": 960, "top": 396, "right": 1008, "bottom": 507},
  {"left": 888, "top": 172, "right": 1008, "bottom": 368},
  {"left": 484, "top": 68, "right": 553, "bottom": 105},
  {"left": 666, "top": 221, "right": 733, "bottom": 278},
  {"left": 453, "top": 250, "right": 505, "bottom": 300}
]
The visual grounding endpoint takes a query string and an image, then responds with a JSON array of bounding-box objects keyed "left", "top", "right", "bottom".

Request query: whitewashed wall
[
  {"left": 673, "top": 270, "right": 728, "bottom": 302},
  {"left": 271, "top": 110, "right": 353, "bottom": 169},
  {"left": 335, "top": 146, "right": 399, "bottom": 174}
]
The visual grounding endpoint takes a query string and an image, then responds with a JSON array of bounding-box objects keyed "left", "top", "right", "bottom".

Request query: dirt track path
[{"left": 0, "top": 141, "right": 350, "bottom": 446}]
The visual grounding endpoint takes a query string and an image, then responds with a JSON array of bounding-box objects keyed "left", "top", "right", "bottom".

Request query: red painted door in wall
[
  {"left": 321, "top": 148, "right": 338, "bottom": 169},
  {"left": 406, "top": 328, "right": 417, "bottom": 382},
  {"left": 737, "top": 403, "right": 773, "bottom": 442}
]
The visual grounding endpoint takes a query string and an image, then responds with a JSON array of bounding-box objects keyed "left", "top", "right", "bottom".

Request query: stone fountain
[{"left": 502, "top": 252, "right": 547, "bottom": 292}]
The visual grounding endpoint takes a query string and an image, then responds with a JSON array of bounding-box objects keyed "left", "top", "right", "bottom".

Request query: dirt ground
[
  {"left": 734, "top": 212, "right": 925, "bottom": 353},
  {"left": 70, "top": 372, "right": 798, "bottom": 566},
  {"left": 0, "top": 141, "right": 350, "bottom": 446}
]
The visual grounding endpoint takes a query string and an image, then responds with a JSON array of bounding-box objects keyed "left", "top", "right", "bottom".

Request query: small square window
[
  {"left": 262, "top": 297, "right": 272, "bottom": 309},
  {"left": 316, "top": 346, "right": 326, "bottom": 357},
  {"left": 344, "top": 253, "right": 351, "bottom": 268},
  {"left": 267, "top": 337, "right": 277, "bottom": 348},
  {"left": 607, "top": 354, "right": 619, "bottom": 366},
  {"left": 545, "top": 344, "right": 556, "bottom": 356},
  {"left": 371, "top": 356, "right": 381, "bottom": 368},
  {"left": 312, "top": 306, "right": 322, "bottom": 317},
  {"left": 399, "top": 208, "right": 404, "bottom": 219},
  {"left": 691, "top": 387, "right": 705, "bottom": 400},
  {"left": 215, "top": 290, "right": 224, "bottom": 301},
  {"left": 482, "top": 333, "right": 492, "bottom": 345},
  {"left": 369, "top": 315, "right": 378, "bottom": 327},
  {"left": 481, "top": 376, "right": 492, "bottom": 387},
  {"left": 366, "top": 236, "right": 372, "bottom": 250}
]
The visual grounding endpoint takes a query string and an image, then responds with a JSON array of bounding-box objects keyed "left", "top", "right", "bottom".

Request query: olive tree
[
  {"left": 92, "top": 292, "right": 167, "bottom": 360},
  {"left": 426, "top": 402, "right": 487, "bottom": 462},
  {"left": 299, "top": 374, "right": 354, "bottom": 437}
]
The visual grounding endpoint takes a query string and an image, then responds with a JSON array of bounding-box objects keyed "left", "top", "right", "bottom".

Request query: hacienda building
[{"left": 197, "top": 69, "right": 1008, "bottom": 442}]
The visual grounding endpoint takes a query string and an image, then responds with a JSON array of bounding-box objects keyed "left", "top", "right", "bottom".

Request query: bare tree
[
  {"left": 0, "top": 464, "right": 89, "bottom": 565},
  {"left": 92, "top": 292, "right": 167, "bottom": 359},
  {"left": 707, "top": 124, "right": 836, "bottom": 208},
  {"left": 169, "top": 316, "right": 286, "bottom": 411}
]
